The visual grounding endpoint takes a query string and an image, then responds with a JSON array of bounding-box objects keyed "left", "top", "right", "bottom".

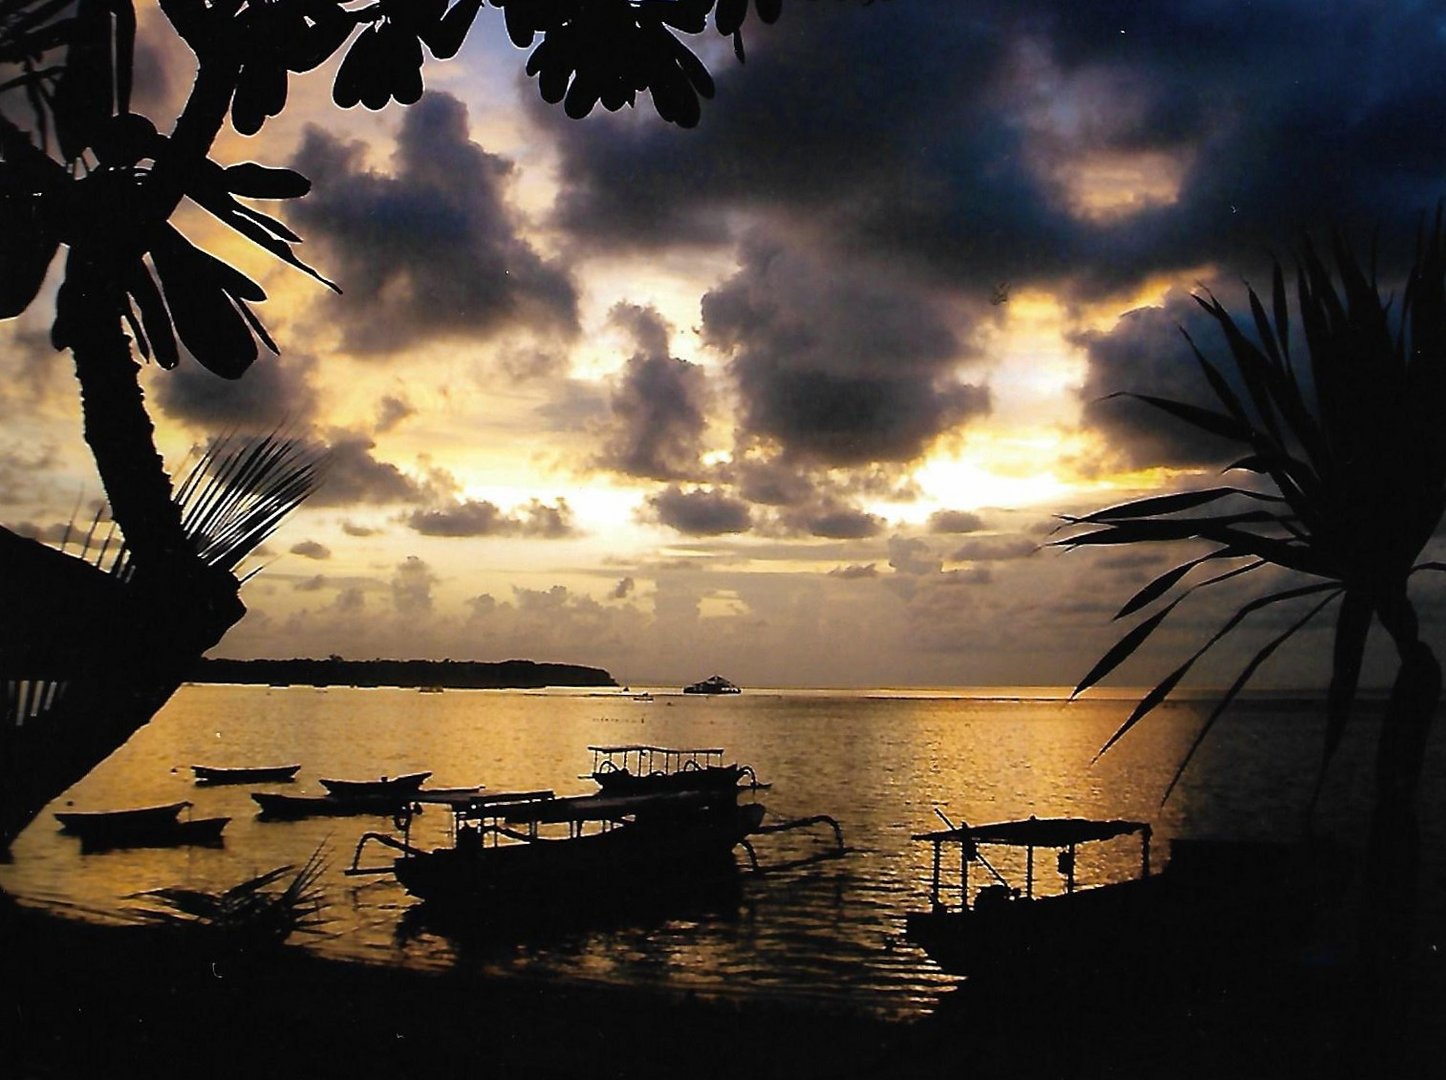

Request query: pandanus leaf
[
  {"left": 1073, "top": 487, "right": 1279, "bottom": 526},
  {"left": 1071, "top": 597, "right": 1183, "bottom": 699},
  {"left": 1162, "top": 590, "right": 1341, "bottom": 802},
  {"left": 1107, "top": 392, "right": 1255, "bottom": 444},
  {"left": 1100, "top": 580, "right": 1341, "bottom": 760},
  {"left": 1113, "top": 550, "right": 1240, "bottom": 621}
]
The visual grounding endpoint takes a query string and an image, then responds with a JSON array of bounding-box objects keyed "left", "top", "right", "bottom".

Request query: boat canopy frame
[
  {"left": 587, "top": 745, "right": 726, "bottom": 778},
  {"left": 913, "top": 815, "right": 1152, "bottom": 912}
]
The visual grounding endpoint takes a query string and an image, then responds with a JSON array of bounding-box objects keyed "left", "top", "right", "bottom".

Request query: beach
[{"left": 7, "top": 894, "right": 1443, "bottom": 1080}]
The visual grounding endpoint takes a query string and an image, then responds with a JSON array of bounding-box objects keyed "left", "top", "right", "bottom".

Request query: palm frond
[
  {"left": 115, "top": 431, "right": 326, "bottom": 579},
  {"left": 131, "top": 846, "right": 329, "bottom": 944}
]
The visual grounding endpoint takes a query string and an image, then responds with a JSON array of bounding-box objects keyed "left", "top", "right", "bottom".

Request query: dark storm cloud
[
  {"left": 702, "top": 238, "right": 989, "bottom": 466},
  {"left": 647, "top": 486, "right": 752, "bottom": 536},
  {"left": 289, "top": 92, "right": 578, "bottom": 354},
  {"left": 1074, "top": 290, "right": 1235, "bottom": 468},
  {"left": 542, "top": 2, "right": 1446, "bottom": 294},
  {"left": 406, "top": 498, "right": 577, "bottom": 539},
  {"left": 594, "top": 304, "right": 711, "bottom": 481},
  {"left": 152, "top": 350, "right": 320, "bottom": 430}
]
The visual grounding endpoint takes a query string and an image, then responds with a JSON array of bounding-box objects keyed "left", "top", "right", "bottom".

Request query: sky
[{"left": 5, "top": 0, "right": 1446, "bottom": 688}]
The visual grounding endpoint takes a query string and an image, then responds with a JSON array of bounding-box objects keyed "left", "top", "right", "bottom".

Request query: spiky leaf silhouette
[{"left": 1057, "top": 215, "right": 1446, "bottom": 799}]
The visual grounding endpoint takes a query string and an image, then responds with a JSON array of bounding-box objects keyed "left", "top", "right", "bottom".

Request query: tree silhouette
[
  {"left": 1056, "top": 218, "right": 1446, "bottom": 973},
  {"left": 0, "top": 0, "right": 803, "bottom": 847}
]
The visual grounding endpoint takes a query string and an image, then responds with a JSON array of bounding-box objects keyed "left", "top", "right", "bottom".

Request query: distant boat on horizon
[{"left": 682, "top": 675, "right": 741, "bottom": 695}]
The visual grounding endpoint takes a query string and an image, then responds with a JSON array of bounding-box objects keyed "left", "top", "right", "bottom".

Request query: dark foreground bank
[{"left": 4, "top": 896, "right": 1441, "bottom": 1080}]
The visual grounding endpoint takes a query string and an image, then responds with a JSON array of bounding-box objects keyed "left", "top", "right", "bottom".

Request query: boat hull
[
  {"left": 252, "top": 792, "right": 414, "bottom": 819},
  {"left": 318, "top": 772, "right": 431, "bottom": 798},
  {"left": 56, "top": 805, "right": 229, "bottom": 850},
  {"left": 193, "top": 764, "right": 301, "bottom": 784}
]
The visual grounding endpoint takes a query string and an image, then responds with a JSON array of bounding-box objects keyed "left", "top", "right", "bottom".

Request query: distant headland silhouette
[{"left": 192, "top": 657, "right": 617, "bottom": 690}]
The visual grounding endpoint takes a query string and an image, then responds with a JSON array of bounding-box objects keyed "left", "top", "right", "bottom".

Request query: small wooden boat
[
  {"left": 55, "top": 802, "right": 231, "bottom": 850},
  {"left": 317, "top": 771, "right": 431, "bottom": 798},
  {"left": 192, "top": 763, "right": 301, "bottom": 785}
]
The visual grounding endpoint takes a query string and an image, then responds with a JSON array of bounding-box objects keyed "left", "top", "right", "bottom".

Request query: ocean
[{"left": 3, "top": 683, "right": 1442, "bottom": 1020}]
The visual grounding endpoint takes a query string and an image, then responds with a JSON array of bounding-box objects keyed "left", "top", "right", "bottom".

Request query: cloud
[
  {"left": 288, "top": 92, "right": 579, "bottom": 354},
  {"left": 928, "top": 509, "right": 986, "bottom": 534},
  {"left": 308, "top": 434, "right": 432, "bottom": 507},
  {"left": 289, "top": 540, "right": 332, "bottom": 560},
  {"left": 390, "top": 556, "right": 436, "bottom": 617},
  {"left": 374, "top": 395, "right": 415, "bottom": 434},
  {"left": 543, "top": 2, "right": 1446, "bottom": 302},
  {"left": 888, "top": 536, "right": 943, "bottom": 577},
  {"left": 406, "top": 497, "right": 577, "bottom": 539},
  {"left": 647, "top": 486, "right": 752, "bottom": 536},
  {"left": 702, "top": 237, "right": 989, "bottom": 467},
  {"left": 593, "top": 303, "right": 712, "bottom": 481},
  {"left": 949, "top": 536, "right": 1037, "bottom": 562},
  {"left": 1074, "top": 290, "right": 1235, "bottom": 468},
  {"left": 151, "top": 348, "right": 320, "bottom": 430},
  {"left": 610, "top": 576, "right": 636, "bottom": 600},
  {"left": 829, "top": 563, "right": 879, "bottom": 580},
  {"left": 781, "top": 503, "right": 885, "bottom": 541}
]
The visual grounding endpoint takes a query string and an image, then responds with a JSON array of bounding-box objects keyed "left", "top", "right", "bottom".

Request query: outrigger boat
[
  {"left": 907, "top": 815, "right": 1329, "bottom": 979},
  {"left": 192, "top": 763, "right": 301, "bottom": 785},
  {"left": 349, "top": 748, "right": 845, "bottom": 922},
  {"left": 907, "top": 816, "right": 1157, "bottom": 977},
  {"left": 586, "top": 745, "right": 758, "bottom": 796},
  {"left": 55, "top": 801, "right": 231, "bottom": 850}
]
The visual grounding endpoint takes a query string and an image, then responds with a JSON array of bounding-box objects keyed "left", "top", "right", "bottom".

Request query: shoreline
[{"left": 6, "top": 894, "right": 1443, "bottom": 1079}]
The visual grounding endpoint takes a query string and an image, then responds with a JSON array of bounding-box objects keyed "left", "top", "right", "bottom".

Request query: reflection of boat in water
[
  {"left": 349, "top": 748, "right": 842, "bottom": 922},
  {"left": 907, "top": 815, "right": 1327, "bottom": 979},
  {"left": 192, "top": 763, "right": 301, "bottom": 785},
  {"left": 55, "top": 801, "right": 230, "bottom": 850},
  {"left": 317, "top": 772, "right": 431, "bottom": 798},
  {"left": 587, "top": 745, "right": 757, "bottom": 796},
  {"left": 682, "top": 674, "right": 740, "bottom": 695}
]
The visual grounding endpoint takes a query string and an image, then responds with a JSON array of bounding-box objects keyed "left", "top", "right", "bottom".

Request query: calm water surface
[{"left": 4, "top": 684, "right": 1443, "bottom": 1019}]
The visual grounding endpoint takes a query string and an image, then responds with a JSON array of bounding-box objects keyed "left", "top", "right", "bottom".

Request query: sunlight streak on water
[{"left": 3, "top": 685, "right": 1441, "bottom": 1019}]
